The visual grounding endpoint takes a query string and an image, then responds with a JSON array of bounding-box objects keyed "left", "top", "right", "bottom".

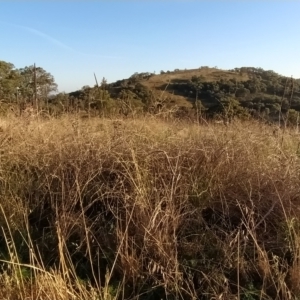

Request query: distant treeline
[{"left": 1, "top": 60, "right": 300, "bottom": 125}]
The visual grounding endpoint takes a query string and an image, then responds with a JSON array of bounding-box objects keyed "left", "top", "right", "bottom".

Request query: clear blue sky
[{"left": 1, "top": 1, "right": 299, "bottom": 93}]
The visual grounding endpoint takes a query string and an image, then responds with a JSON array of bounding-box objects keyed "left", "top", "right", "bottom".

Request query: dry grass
[
  {"left": 146, "top": 67, "right": 249, "bottom": 86},
  {"left": 0, "top": 114, "right": 300, "bottom": 299},
  {"left": 141, "top": 67, "right": 250, "bottom": 108}
]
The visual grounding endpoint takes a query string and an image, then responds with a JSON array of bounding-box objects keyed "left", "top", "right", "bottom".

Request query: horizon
[{"left": 1, "top": 1, "right": 299, "bottom": 93}]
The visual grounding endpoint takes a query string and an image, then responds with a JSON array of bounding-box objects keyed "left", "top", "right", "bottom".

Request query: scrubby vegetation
[
  {"left": 1, "top": 59, "right": 300, "bottom": 127},
  {"left": 2, "top": 59, "right": 300, "bottom": 299},
  {"left": 0, "top": 113, "right": 300, "bottom": 299}
]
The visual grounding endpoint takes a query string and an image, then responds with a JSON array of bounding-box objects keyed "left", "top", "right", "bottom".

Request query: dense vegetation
[
  {"left": 2, "top": 59, "right": 300, "bottom": 299},
  {"left": 1, "top": 59, "right": 300, "bottom": 126},
  {"left": 0, "top": 115, "right": 300, "bottom": 299}
]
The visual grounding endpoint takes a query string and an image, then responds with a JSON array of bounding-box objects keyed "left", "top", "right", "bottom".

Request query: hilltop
[{"left": 128, "top": 67, "right": 250, "bottom": 107}]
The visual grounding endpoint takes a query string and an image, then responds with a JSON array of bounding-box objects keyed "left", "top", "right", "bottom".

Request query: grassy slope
[
  {"left": 0, "top": 115, "right": 300, "bottom": 299},
  {"left": 67, "top": 67, "right": 300, "bottom": 122},
  {"left": 145, "top": 67, "right": 249, "bottom": 87},
  {"left": 116, "top": 67, "right": 250, "bottom": 108}
]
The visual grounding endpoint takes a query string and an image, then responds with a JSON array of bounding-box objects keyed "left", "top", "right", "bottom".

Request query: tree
[
  {"left": 190, "top": 76, "right": 204, "bottom": 101},
  {"left": 0, "top": 60, "right": 21, "bottom": 102},
  {"left": 88, "top": 82, "right": 116, "bottom": 116},
  {"left": 18, "top": 65, "right": 57, "bottom": 106},
  {"left": 0, "top": 61, "right": 14, "bottom": 79},
  {"left": 235, "top": 88, "right": 250, "bottom": 98},
  {"left": 81, "top": 85, "right": 91, "bottom": 91},
  {"left": 209, "top": 95, "right": 250, "bottom": 121}
]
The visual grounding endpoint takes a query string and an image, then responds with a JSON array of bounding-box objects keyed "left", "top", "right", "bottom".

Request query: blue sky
[{"left": 0, "top": 1, "right": 299, "bottom": 93}]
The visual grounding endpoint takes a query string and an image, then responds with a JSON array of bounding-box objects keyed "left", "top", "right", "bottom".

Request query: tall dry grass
[{"left": 0, "top": 114, "right": 300, "bottom": 299}]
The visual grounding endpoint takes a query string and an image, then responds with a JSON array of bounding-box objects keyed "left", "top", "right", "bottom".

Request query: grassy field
[{"left": 0, "top": 114, "right": 300, "bottom": 299}]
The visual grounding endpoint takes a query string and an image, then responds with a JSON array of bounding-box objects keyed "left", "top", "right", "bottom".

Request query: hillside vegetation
[
  {"left": 106, "top": 66, "right": 300, "bottom": 124},
  {"left": 1, "top": 59, "right": 300, "bottom": 126},
  {"left": 0, "top": 114, "right": 300, "bottom": 299}
]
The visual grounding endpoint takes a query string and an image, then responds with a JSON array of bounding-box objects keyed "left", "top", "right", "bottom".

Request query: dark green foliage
[
  {"left": 0, "top": 60, "right": 57, "bottom": 111},
  {"left": 1, "top": 59, "right": 300, "bottom": 124}
]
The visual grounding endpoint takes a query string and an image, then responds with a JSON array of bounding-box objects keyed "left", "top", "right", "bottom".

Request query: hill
[
  {"left": 142, "top": 67, "right": 250, "bottom": 106},
  {"left": 67, "top": 66, "right": 300, "bottom": 124},
  {"left": 1, "top": 58, "right": 300, "bottom": 124}
]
